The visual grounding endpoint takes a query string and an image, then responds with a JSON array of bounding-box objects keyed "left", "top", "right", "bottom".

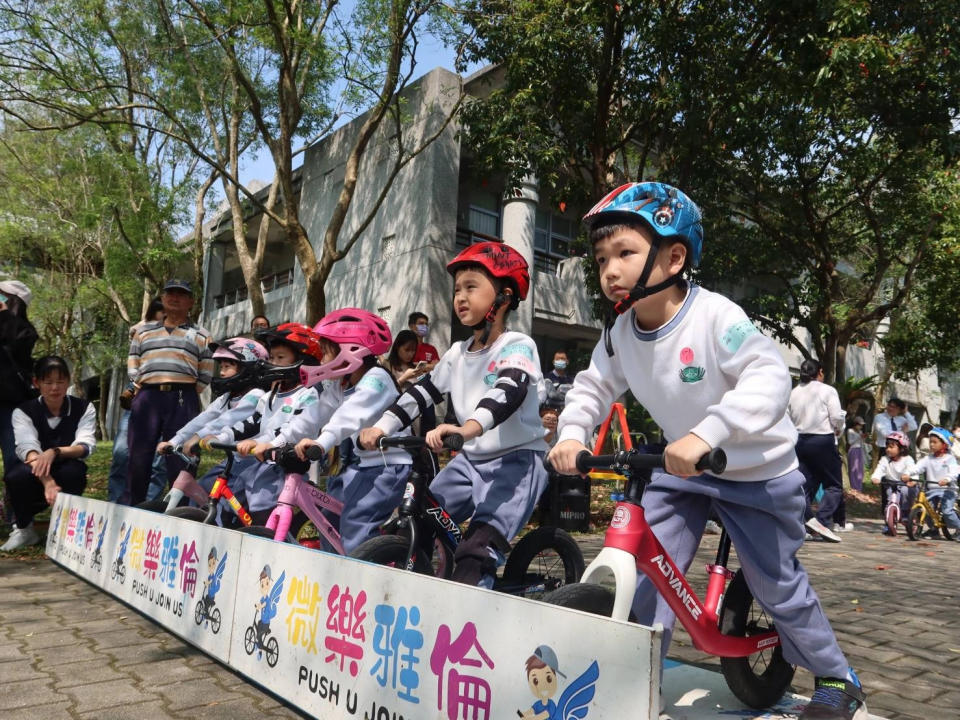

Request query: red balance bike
[{"left": 544, "top": 448, "right": 794, "bottom": 709}]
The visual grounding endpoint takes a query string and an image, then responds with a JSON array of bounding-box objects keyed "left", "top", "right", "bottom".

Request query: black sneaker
[{"left": 800, "top": 674, "right": 868, "bottom": 719}]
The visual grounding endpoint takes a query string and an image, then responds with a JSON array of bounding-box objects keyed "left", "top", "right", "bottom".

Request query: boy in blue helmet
[
  {"left": 549, "top": 182, "right": 867, "bottom": 720},
  {"left": 908, "top": 427, "right": 960, "bottom": 538}
]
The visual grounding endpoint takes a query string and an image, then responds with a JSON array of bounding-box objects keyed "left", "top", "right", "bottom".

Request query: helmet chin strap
[
  {"left": 603, "top": 240, "right": 685, "bottom": 356},
  {"left": 472, "top": 292, "right": 509, "bottom": 348}
]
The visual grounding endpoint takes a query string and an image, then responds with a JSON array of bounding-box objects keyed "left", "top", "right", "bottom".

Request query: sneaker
[
  {"left": 0, "top": 524, "right": 40, "bottom": 551},
  {"left": 833, "top": 522, "right": 854, "bottom": 532},
  {"left": 805, "top": 517, "right": 842, "bottom": 543},
  {"left": 880, "top": 526, "right": 892, "bottom": 536},
  {"left": 800, "top": 674, "right": 868, "bottom": 719},
  {"left": 703, "top": 520, "right": 722, "bottom": 535}
]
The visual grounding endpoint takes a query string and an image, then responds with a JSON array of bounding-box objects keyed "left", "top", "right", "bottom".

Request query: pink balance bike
[
  {"left": 544, "top": 448, "right": 795, "bottom": 709},
  {"left": 236, "top": 444, "right": 345, "bottom": 553}
]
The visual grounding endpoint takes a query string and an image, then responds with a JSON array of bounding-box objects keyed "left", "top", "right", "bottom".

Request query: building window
[{"left": 534, "top": 209, "right": 572, "bottom": 273}]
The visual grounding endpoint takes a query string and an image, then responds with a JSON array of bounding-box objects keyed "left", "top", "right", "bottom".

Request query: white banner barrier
[{"left": 47, "top": 494, "right": 661, "bottom": 719}]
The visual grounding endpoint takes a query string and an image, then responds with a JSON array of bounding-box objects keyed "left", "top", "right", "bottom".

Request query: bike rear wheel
[
  {"left": 168, "top": 506, "right": 209, "bottom": 523},
  {"left": 885, "top": 502, "right": 899, "bottom": 537},
  {"left": 350, "top": 535, "right": 433, "bottom": 574},
  {"left": 237, "top": 525, "right": 280, "bottom": 541},
  {"left": 907, "top": 506, "right": 926, "bottom": 541},
  {"left": 719, "top": 570, "right": 795, "bottom": 709},
  {"left": 134, "top": 499, "right": 170, "bottom": 514},
  {"left": 501, "top": 526, "right": 585, "bottom": 600}
]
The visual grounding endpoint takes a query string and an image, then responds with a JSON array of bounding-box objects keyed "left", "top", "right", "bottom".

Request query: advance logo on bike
[{"left": 650, "top": 553, "right": 702, "bottom": 621}]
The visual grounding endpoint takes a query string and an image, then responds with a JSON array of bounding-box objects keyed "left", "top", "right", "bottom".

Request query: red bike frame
[{"left": 603, "top": 501, "right": 779, "bottom": 657}]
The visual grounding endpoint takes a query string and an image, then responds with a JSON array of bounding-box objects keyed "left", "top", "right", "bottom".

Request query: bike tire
[
  {"left": 237, "top": 525, "right": 280, "bottom": 540},
  {"left": 134, "top": 499, "right": 169, "bottom": 514},
  {"left": 542, "top": 582, "right": 635, "bottom": 619},
  {"left": 210, "top": 607, "right": 222, "bottom": 634},
  {"left": 718, "top": 570, "right": 795, "bottom": 709},
  {"left": 907, "top": 506, "right": 925, "bottom": 542},
  {"left": 885, "top": 502, "right": 899, "bottom": 537},
  {"left": 168, "top": 506, "right": 209, "bottom": 523},
  {"left": 941, "top": 523, "right": 954, "bottom": 540},
  {"left": 501, "top": 526, "right": 585, "bottom": 600},
  {"left": 349, "top": 535, "right": 433, "bottom": 574},
  {"left": 244, "top": 626, "right": 256, "bottom": 655},
  {"left": 194, "top": 601, "right": 204, "bottom": 625},
  {"left": 265, "top": 636, "right": 279, "bottom": 667}
]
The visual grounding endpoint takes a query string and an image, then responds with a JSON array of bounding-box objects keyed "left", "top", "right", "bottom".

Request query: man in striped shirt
[{"left": 124, "top": 279, "right": 213, "bottom": 505}]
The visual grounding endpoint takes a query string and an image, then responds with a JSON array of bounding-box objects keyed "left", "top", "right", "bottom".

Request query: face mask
[
  {"left": 415, "top": 323, "right": 429, "bottom": 338},
  {"left": 553, "top": 360, "right": 567, "bottom": 370}
]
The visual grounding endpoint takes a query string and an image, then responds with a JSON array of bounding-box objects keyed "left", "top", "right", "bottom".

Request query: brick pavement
[{"left": 1, "top": 519, "right": 957, "bottom": 719}]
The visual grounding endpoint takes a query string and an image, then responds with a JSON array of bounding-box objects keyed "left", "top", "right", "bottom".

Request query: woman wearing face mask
[
  {"left": 407, "top": 312, "right": 440, "bottom": 435},
  {"left": 544, "top": 350, "right": 573, "bottom": 410}
]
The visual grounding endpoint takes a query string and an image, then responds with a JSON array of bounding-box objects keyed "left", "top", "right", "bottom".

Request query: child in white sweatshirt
[{"left": 548, "top": 182, "right": 866, "bottom": 720}]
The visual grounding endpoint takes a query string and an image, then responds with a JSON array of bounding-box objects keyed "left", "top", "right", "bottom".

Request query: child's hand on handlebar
[
  {"left": 156, "top": 441, "right": 173, "bottom": 455},
  {"left": 181, "top": 436, "right": 200, "bottom": 457},
  {"left": 425, "top": 421, "right": 480, "bottom": 452},
  {"left": 294, "top": 438, "right": 318, "bottom": 461},
  {"left": 358, "top": 427, "right": 384, "bottom": 451},
  {"left": 547, "top": 439, "right": 589, "bottom": 476},
  {"left": 252, "top": 442, "right": 274, "bottom": 461},
  {"left": 235, "top": 439, "right": 258, "bottom": 456},
  {"left": 664, "top": 433, "right": 713, "bottom": 478}
]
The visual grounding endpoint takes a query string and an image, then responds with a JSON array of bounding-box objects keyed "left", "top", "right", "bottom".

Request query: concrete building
[{"left": 198, "top": 66, "right": 960, "bottom": 431}]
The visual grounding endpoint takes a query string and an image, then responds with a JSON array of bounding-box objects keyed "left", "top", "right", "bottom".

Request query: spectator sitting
[{"left": 1, "top": 356, "right": 96, "bottom": 551}]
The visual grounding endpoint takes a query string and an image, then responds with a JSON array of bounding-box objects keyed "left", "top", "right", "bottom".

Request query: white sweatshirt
[
  {"left": 910, "top": 452, "right": 959, "bottom": 491},
  {"left": 788, "top": 381, "right": 844, "bottom": 436},
  {"left": 215, "top": 384, "right": 320, "bottom": 446},
  {"left": 870, "top": 455, "right": 916, "bottom": 483},
  {"left": 277, "top": 367, "right": 411, "bottom": 467},
  {"left": 375, "top": 331, "right": 548, "bottom": 461},
  {"left": 557, "top": 285, "right": 798, "bottom": 482},
  {"left": 169, "top": 388, "right": 265, "bottom": 446}
]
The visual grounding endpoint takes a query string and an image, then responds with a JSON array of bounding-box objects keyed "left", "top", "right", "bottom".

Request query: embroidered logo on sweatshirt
[{"left": 678, "top": 346, "right": 704, "bottom": 383}]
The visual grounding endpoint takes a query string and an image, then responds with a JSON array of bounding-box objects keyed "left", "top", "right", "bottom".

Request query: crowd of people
[{"left": 13, "top": 179, "right": 960, "bottom": 718}]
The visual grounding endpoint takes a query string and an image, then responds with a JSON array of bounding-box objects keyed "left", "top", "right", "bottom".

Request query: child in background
[
  {"left": 159, "top": 337, "right": 268, "bottom": 525},
  {"left": 203, "top": 324, "right": 323, "bottom": 525},
  {"left": 1, "top": 356, "right": 96, "bottom": 551},
  {"left": 870, "top": 431, "right": 916, "bottom": 535},
  {"left": 845, "top": 416, "right": 865, "bottom": 492},
  {"left": 360, "top": 242, "right": 549, "bottom": 588},
  {"left": 548, "top": 182, "right": 867, "bottom": 720},
  {"left": 285, "top": 309, "right": 412, "bottom": 553},
  {"left": 909, "top": 427, "right": 960, "bottom": 540}
]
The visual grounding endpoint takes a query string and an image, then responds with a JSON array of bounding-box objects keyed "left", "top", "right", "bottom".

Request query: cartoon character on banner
[
  {"left": 91, "top": 517, "right": 108, "bottom": 573},
  {"left": 245, "top": 564, "right": 285, "bottom": 667},
  {"left": 519, "top": 645, "right": 599, "bottom": 720},
  {"left": 195, "top": 546, "right": 228, "bottom": 634},
  {"left": 111, "top": 522, "right": 131, "bottom": 584}
]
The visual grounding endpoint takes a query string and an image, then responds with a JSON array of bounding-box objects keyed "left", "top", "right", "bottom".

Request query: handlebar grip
[
  {"left": 443, "top": 434, "right": 464, "bottom": 451},
  {"left": 695, "top": 448, "right": 727, "bottom": 475},
  {"left": 377, "top": 434, "right": 464, "bottom": 451},
  {"left": 209, "top": 441, "right": 238, "bottom": 452},
  {"left": 159, "top": 445, "right": 174, "bottom": 456},
  {"left": 304, "top": 445, "right": 325, "bottom": 461}
]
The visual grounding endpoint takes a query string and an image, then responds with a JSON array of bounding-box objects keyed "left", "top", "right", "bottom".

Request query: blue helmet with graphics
[
  {"left": 929, "top": 427, "right": 953, "bottom": 448},
  {"left": 583, "top": 182, "right": 703, "bottom": 268}
]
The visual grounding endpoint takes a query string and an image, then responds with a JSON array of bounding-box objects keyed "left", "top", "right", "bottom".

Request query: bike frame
[
  {"left": 912, "top": 488, "right": 945, "bottom": 528},
  {"left": 262, "top": 469, "right": 345, "bottom": 554},
  {"left": 163, "top": 446, "right": 254, "bottom": 526},
  {"left": 392, "top": 459, "right": 462, "bottom": 571},
  {"left": 579, "top": 454, "right": 780, "bottom": 658}
]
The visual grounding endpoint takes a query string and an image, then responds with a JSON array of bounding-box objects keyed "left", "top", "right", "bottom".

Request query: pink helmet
[
  {"left": 299, "top": 308, "right": 392, "bottom": 386},
  {"left": 886, "top": 431, "right": 910, "bottom": 450},
  {"left": 210, "top": 337, "right": 268, "bottom": 363}
]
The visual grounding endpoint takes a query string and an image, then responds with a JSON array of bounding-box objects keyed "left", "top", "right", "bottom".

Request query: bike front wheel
[
  {"left": 885, "top": 502, "right": 899, "bottom": 537},
  {"left": 501, "top": 526, "right": 585, "bottom": 600},
  {"left": 134, "top": 499, "right": 170, "bottom": 514},
  {"left": 264, "top": 636, "right": 279, "bottom": 667},
  {"left": 350, "top": 535, "right": 433, "bottom": 574},
  {"left": 542, "top": 582, "right": 636, "bottom": 619},
  {"left": 719, "top": 570, "right": 795, "bottom": 709},
  {"left": 168, "top": 506, "right": 209, "bottom": 523},
  {"left": 237, "top": 525, "right": 280, "bottom": 541},
  {"left": 907, "top": 506, "right": 925, "bottom": 541}
]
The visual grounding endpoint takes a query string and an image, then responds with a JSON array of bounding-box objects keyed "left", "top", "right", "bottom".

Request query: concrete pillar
[{"left": 501, "top": 175, "right": 538, "bottom": 336}]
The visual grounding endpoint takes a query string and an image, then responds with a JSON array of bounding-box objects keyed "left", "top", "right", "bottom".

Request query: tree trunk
[
  {"left": 223, "top": 179, "right": 267, "bottom": 316},
  {"left": 98, "top": 371, "right": 109, "bottom": 439}
]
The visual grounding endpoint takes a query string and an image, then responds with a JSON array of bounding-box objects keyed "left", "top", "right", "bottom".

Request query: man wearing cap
[{"left": 125, "top": 280, "right": 213, "bottom": 505}]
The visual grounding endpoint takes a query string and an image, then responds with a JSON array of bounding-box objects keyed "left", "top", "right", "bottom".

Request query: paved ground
[{"left": 1, "top": 519, "right": 958, "bottom": 719}]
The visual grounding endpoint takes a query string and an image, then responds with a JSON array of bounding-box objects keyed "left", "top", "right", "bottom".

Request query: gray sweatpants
[
  {"left": 633, "top": 467, "right": 849, "bottom": 679},
  {"left": 429, "top": 449, "right": 548, "bottom": 542},
  {"left": 328, "top": 463, "right": 411, "bottom": 553}
]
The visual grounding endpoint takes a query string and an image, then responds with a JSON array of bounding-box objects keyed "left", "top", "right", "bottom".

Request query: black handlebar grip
[
  {"left": 304, "top": 445, "right": 325, "bottom": 461},
  {"left": 695, "top": 448, "right": 727, "bottom": 475},
  {"left": 443, "top": 434, "right": 464, "bottom": 451},
  {"left": 209, "top": 441, "right": 238, "bottom": 452}
]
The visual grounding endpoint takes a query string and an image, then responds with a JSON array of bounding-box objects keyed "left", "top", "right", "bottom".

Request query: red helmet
[
  {"left": 300, "top": 309, "right": 392, "bottom": 386},
  {"left": 256, "top": 322, "right": 325, "bottom": 363},
  {"left": 446, "top": 241, "right": 529, "bottom": 309}
]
